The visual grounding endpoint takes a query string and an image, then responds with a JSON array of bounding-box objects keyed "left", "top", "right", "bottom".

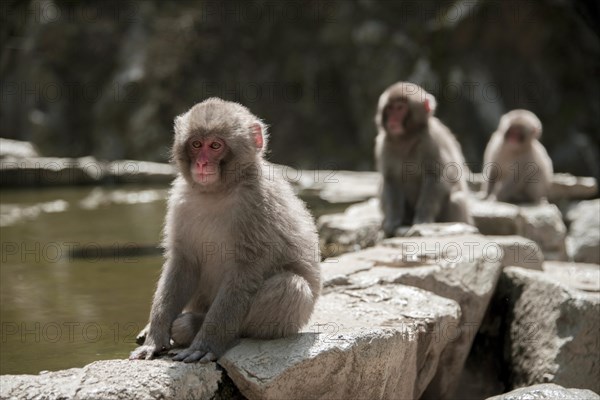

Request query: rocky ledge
[
  {"left": 318, "top": 197, "right": 600, "bottom": 265},
  {"left": 2, "top": 228, "right": 597, "bottom": 399}
]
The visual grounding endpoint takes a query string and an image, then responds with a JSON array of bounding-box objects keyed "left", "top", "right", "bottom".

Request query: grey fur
[
  {"left": 374, "top": 82, "right": 473, "bottom": 237},
  {"left": 130, "top": 98, "right": 321, "bottom": 363}
]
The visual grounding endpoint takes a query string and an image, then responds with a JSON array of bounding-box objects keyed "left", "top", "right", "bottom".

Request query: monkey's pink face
[
  {"left": 503, "top": 126, "right": 528, "bottom": 148},
  {"left": 384, "top": 100, "right": 409, "bottom": 136},
  {"left": 187, "top": 137, "right": 227, "bottom": 186}
]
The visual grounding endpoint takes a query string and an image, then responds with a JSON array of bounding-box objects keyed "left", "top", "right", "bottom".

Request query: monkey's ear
[
  {"left": 251, "top": 123, "right": 263, "bottom": 150},
  {"left": 174, "top": 113, "right": 187, "bottom": 134},
  {"left": 423, "top": 94, "right": 437, "bottom": 115}
]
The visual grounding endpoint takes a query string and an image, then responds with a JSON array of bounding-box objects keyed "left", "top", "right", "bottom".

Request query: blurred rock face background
[{"left": 1, "top": 0, "right": 598, "bottom": 177}]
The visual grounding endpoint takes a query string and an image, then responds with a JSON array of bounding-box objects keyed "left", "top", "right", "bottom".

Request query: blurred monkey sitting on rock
[
  {"left": 374, "top": 82, "right": 473, "bottom": 237},
  {"left": 481, "top": 109, "right": 553, "bottom": 204}
]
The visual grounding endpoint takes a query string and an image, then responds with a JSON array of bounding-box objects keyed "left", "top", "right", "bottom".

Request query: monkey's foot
[
  {"left": 172, "top": 347, "right": 217, "bottom": 363},
  {"left": 129, "top": 345, "right": 157, "bottom": 360}
]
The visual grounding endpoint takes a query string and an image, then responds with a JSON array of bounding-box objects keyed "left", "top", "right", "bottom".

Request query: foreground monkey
[
  {"left": 130, "top": 98, "right": 321, "bottom": 363},
  {"left": 482, "top": 109, "right": 553, "bottom": 203},
  {"left": 375, "top": 82, "right": 473, "bottom": 237}
]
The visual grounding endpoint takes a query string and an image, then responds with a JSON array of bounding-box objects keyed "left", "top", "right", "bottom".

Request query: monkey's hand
[
  {"left": 172, "top": 341, "right": 217, "bottom": 363},
  {"left": 129, "top": 337, "right": 170, "bottom": 360}
]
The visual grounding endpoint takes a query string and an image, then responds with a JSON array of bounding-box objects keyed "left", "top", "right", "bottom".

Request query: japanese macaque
[
  {"left": 130, "top": 98, "right": 321, "bottom": 363},
  {"left": 375, "top": 82, "right": 473, "bottom": 237},
  {"left": 482, "top": 109, "right": 553, "bottom": 203}
]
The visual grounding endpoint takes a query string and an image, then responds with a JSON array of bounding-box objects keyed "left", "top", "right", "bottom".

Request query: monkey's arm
[
  {"left": 381, "top": 175, "right": 406, "bottom": 237},
  {"left": 173, "top": 267, "right": 261, "bottom": 363},
  {"left": 130, "top": 255, "right": 198, "bottom": 360},
  {"left": 413, "top": 175, "right": 447, "bottom": 224}
]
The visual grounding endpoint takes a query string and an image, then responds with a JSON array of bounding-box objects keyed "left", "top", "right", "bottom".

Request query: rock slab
[
  {"left": 471, "top": 200, "right": 567, "bottom": 260},
  {"left": 486, "top": 383, "right": 600, "bottom": 400},
  {"left": 321, "top": 234, "right": 503, "bottom": 399},
  {"left": 220, "top": 285, "right": 461, "bottom": 400},
  {"left": 497, "top": 267, "right": 600, "bottom": 393},
  {"left": 566, "top": 199, "right": 600, "bottom": 264},
  {"left": 0, "top": 359, "right": 222, "bottom": 400},
  {"left": 318, "top": 198, "right": 567, "bottom": 261}
]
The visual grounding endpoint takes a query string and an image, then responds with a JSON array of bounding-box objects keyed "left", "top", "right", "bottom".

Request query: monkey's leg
[
  {"left": 495, "top": 179, "right": 518, "bottom": 203},
  {"left": 241, "top": 271, "right": 316, "bottom": 339},
  {"left": 136, "top": 322, "right": 150, "bottom": 345},
  {"left": 130, "top": 255, "right": 199, "bottom": 360},
  {"left": 414, "top": 177, "right": 446, "bottom": 224},
  {"left": 522, "top": 174, "right": 548, "bottom": 204},
  {"left": 381, "top": 176, "right": 406, "bottom": 237},
  {"left": 171, "top": 312, "right": 206, "bottom": 347},
  {"left": 442, "top": 190, "right": 473, "bottom": 224}
]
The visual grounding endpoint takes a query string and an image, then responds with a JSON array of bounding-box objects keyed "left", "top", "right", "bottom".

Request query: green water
[
  {"left": 0, "top": 185, "right": 336, "bottom": 375},
  {"left": 0, "top": 185, "right": 167, "bottom": 375}
]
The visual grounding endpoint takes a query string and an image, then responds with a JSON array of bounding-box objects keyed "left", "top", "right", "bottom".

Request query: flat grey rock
[
  {"left": 317, "top": 198, "right": 383, "bottom": 257},
  {"left": 471, "top": 199, "right": 567, "bottom": 260},
  {"left": 0, "top": 359, "right": 222, "bottom": 400},
  {"left": 543, "top": 261, "right": 600, "bottom": 292},
  {"left": 486, "top": 236, "right": 544, "bottom": 270},
  {"left": 0, "top": 138, "right": 39, "bottom": 158},
  {"left": 550, "top": 174, "right": 598, "bottom": 201},
  {"left": 495, "top": 267, "right": 600, "bottom": 392},
  {"left": 322, "top": 234, "right": 503, "bottom": 399},
  {"left": 220, "top": 284, "right": 460, "bottom": 400},
  {"left": 566, "top": 199, "right": 600, "bottom": 264},
  {"left": 486, "top": 383, "right": 599, "bottom": 400}
]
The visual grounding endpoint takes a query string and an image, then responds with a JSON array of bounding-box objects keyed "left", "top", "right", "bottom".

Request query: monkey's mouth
[
  {"left": 386, "top": 121, "right": 405, "bottom": 136},
  {"left": 505, "top": 131, "right": 525, "bottom": 143},
  {"left": 193, "top": 168, "right": 220, "bottom": 185}
]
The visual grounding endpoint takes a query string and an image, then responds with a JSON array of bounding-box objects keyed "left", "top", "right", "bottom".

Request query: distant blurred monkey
[
  {"left": 482, "top": 109, "right": 553, "bottom": 203},
  {"left": 375, "top": 82, "right": 472, "bottom": 237}
]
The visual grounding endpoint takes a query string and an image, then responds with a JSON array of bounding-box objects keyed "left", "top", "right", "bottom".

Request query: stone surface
[
  {"left": 0, "top": 138, "right": 39, "bottom": 159},
  {"left": 297, "top": 171, "right": 597, "bottom": 205},
  {"left": 518, "top": 203, "right": 567, "bottom": 261},
  {"left": 0, "top": 156, "right": 106, "bottom": 186},
  {"left": 322, "top": 234, "right": 503, "bottom": 399},
  {"left": 486, "top": 236, "right": 544, "bottom": 270},
  {"left": 550, "top": 174, "right": 599, "bottom": 201},
  {"left": 471, "top": 199, "right": 567, "bottom": 260},
  {"left": 543, "top": 261, "right": 600, "bottom": 292},
  {"left": 496, "top": 267, "right": 600, "bottom": 393},
  {"left": 108, "top": 160, "right": 176, "bottom": 184},
  {"left": 293, "top": 170, "right": 381, "bottom": 204},
  {"left": 0, "top": 157, "right": 176, "bottom": 186},
  {"left": 317, "top": 198, "right": 480, "bottom": 258},
  {"left": 317, "top": 198, "right": 383, "bottom": 257},
  {"left": 0, "top": 359, "right": 222, "bottom": 400},
  {"left": 471, "top": 200, "right": 521, "bottom": 236},
  {"left": 566, "top": 199, "right": 600, "bottom": 264},
  {"left": 317, "top": 197, "right": 565, "bottom": 264},
  {"left": 220, "top": 284, "right": 460, "bottom": 400},
  {"left": 404, "top": 222, "right": 480, "bottom": 237},
  {"left": 470, "top": 173, "right": 598, "bottom": 201},
  {"left": 486, "top": 383, "right": 600, "bottom": 400}
]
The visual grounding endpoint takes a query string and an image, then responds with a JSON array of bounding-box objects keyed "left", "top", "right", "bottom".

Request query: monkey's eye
[
  {"left": 191, "top": 140, "right": 202, "bottom": 149},
  {"left": 209, "top": 142, "right": 222, "bottom": 150}
]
